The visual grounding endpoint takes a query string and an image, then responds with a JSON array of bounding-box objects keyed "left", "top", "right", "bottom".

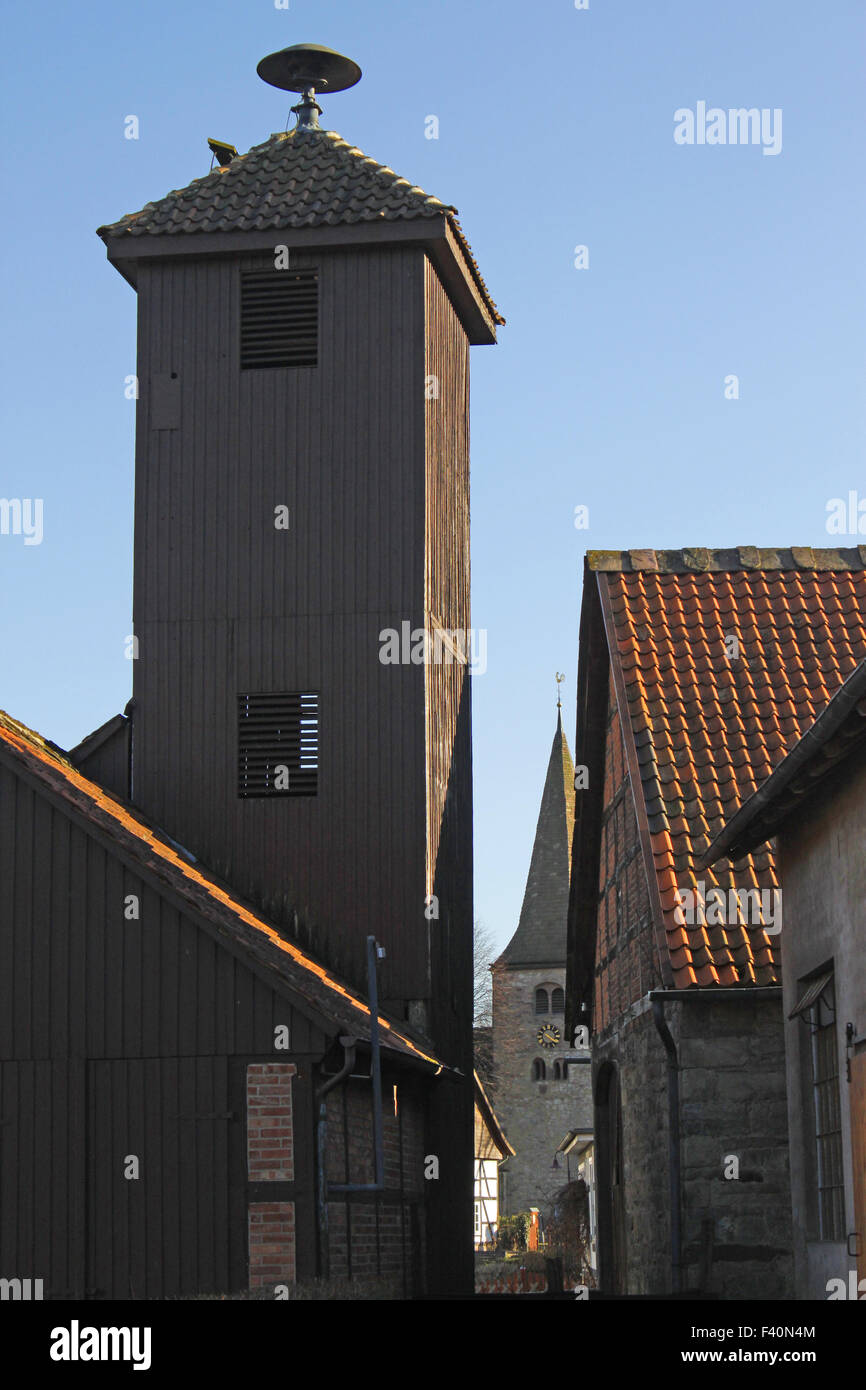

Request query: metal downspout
[{"left": 652, "top": 997, "right": 682, "bottom": 1294}]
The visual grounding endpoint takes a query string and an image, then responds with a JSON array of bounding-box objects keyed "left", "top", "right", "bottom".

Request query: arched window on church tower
[
  {"left": 551, "top": 987, "right": 565, "bottom": 1014},
  {"left": 553, "top": 1060, "right": 566, "bottom": 1081},
  {"left": 531, "top": 1058, "right": 546, "bottom": 1081},
  {"left": 535, "top": 988, "right": 549, "bottom": 1015}
]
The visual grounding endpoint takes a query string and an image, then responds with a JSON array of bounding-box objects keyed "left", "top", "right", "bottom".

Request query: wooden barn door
[
  {"left": 0, "top": 1060, "right": 86, "bottom": 1299},
  {"left": 86, "top": 1057, "right": 246, "bottom": 1299}
]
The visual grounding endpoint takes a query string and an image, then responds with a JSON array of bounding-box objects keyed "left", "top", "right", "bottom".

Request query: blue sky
[{"left": 1, "top": 1, "right": 863, "bottom": 957}]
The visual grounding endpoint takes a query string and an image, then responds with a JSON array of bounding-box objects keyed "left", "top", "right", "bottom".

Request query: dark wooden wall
[
  {"left": 131, "top": 245, "right": 432, "bottom": 1005},
  {"left": 69, "top": 718, "right": 130, "bottom": 799},
  {"left": 0, "top": 758, "right": 327, "bottom": 1297},
  {"left": 421, "top": 261, "right": 474, "bottom": 1292}
]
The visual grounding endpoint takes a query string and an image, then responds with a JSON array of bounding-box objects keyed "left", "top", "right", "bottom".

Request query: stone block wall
[
  {"left": 492, "top": 964, "right": 593, "bottom": 1219},
  {"left": 595, "top": 995, "right": 794, "bottom": 1297},
  {"left": 678, "top": 995, "right": 793, "bottom": 1298}
]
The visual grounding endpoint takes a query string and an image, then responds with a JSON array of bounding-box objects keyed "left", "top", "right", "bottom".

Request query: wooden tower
[{"left": 97, "top": 45, "right": 501, "bottom": 1290}]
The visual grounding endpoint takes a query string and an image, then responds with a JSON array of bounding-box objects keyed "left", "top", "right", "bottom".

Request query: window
[
  {"left": 535, "top": 988, "right": 549, "bottom": 1016},
  {"left": 237, "top": 691, "right": 319, "bottom": 797},
  {"left": 553, "top": 1060, "right": 565, "bottom": 1081},
  {"left": 805, "top": 977, "right": 844, "bottom": 1240},
  {"left": 240, "top": 269, "right": 318, "bottom": 369},
  {"left": 531, "top": 1058, "right": 546, "bottom": 1082},
  {"left": 552, "top": 987, "right": 565, "bottom": 1014}
]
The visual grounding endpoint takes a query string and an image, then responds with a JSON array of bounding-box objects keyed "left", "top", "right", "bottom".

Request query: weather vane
[{"left": 555, "top": 672, "right": 565, "bottom": 708}]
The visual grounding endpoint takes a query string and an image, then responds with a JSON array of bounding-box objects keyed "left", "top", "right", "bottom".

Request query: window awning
[{"left": 788, "top": 970, "right": 834, "bottom": 1020}]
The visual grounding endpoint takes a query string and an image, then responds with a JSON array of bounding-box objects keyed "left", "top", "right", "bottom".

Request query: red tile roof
[
  {"left": 0, "top": 708, "right": 442, "bottom": 1068},
  {"left": 592, "top": 548, "right": 866, "bottom": 988}
]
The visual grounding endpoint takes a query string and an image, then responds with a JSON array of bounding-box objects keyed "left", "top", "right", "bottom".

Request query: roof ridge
[{"left": 589, "top": 546, "right": 866, "bottom": 574}]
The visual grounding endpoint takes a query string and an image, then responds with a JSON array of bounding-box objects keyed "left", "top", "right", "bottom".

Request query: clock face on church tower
[{"left": 537, "top": 1023, "right": 561, "bottom": 1049}]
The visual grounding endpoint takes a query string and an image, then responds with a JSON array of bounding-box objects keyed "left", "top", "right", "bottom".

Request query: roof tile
[{"left": 602, "top": 555, "right": 866, "bottom": 987}]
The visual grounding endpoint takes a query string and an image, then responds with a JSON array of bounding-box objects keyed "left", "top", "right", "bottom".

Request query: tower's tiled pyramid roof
[{"left": 97, "top": 126, "right": 502, "bottom": 324}]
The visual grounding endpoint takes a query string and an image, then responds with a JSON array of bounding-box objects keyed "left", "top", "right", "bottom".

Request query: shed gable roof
[
  {"left": 0, "top": 708, "right": 441, "bottom": 1069},
  {"left": 587, "top": 547, "right": 866, "bottom": 989}
]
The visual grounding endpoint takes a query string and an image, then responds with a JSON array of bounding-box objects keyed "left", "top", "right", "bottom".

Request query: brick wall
[
  {"left": 247, "top": 1062, "right": 296, "bottom": 1181},
  {"left": 595, "top": 675, "right": 660, "bottom": 1032},
  {"left": 325, "top": 1077, "right": 425, "bottom": 1291},
  {"left": 248, "top": 1202, "right": 296, "bottom": 1289},
  {"left": 246, "top": 1063, "right": 297, "bottom": 1288}
]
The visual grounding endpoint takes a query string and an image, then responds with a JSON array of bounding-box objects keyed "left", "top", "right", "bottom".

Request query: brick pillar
[{"left": 247, "top": 1063, "right": 297, "bottom": 1289}]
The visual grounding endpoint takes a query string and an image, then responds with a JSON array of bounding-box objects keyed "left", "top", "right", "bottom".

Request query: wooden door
[
  {"left": 86, "top": 1057, "right": 246, "bottom": 1299},
  {"left": 0, "top": 1060, "right": 86, "bottom": 1299}
]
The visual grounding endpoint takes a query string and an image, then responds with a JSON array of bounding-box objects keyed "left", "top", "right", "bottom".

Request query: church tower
[{"left": 491, "top": 704, "right": 592, "bottom": 1220}]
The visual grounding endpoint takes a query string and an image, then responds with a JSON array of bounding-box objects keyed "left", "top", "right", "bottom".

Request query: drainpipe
[
  {"left": 652, "top": 997, "right": 682, "bottom": 1294},
  {"left": 314, "top": 937, "right": 388, "bottom": 1277}
]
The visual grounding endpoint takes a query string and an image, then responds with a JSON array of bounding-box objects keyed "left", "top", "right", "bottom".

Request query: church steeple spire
[{"left": 496, "top": 698, "right": 575, "bottom": 969}]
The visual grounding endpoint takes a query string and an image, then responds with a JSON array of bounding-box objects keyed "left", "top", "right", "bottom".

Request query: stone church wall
[{"left": 492, "top": 965, "right": 592, "bottom": 1219}]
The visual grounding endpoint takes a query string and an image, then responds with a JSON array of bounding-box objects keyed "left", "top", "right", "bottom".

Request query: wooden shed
[{"left": 0, "top": 711, "right": 452, "bottom": 1297}]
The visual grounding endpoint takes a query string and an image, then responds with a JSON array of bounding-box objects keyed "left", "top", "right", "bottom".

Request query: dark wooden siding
[
  {"left": 423, "top": 258, "right": 472, "bottom": 1059},
  {"left": 0, "top": 759, "right": 331, "bottom": 1296},
  {"left": 0, "top": 1060, "right": 86, "bottom": 1298},
  {"left": 0, "top": 763, "right": 329, "bottom": 1061},
  {"left": 421, "top": 261, "right": 475, "bottom": 1295},
  {"left": 86, "top": 1056, "right": 245, "bottom": 1299},
  {"left": 69, "top": 718, "right": 130, "bottom": 799},
  {"left": 131, "top": 246, "right": 429, "bottom": 1002}
]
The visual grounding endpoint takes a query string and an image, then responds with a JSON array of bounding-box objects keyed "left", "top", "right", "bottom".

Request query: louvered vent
[
  {"left": 240, "top": 270, "right": 318, "bottom": 369},
  {"left": 237, "top": 692, "right": 319, "bottom": 797}
]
